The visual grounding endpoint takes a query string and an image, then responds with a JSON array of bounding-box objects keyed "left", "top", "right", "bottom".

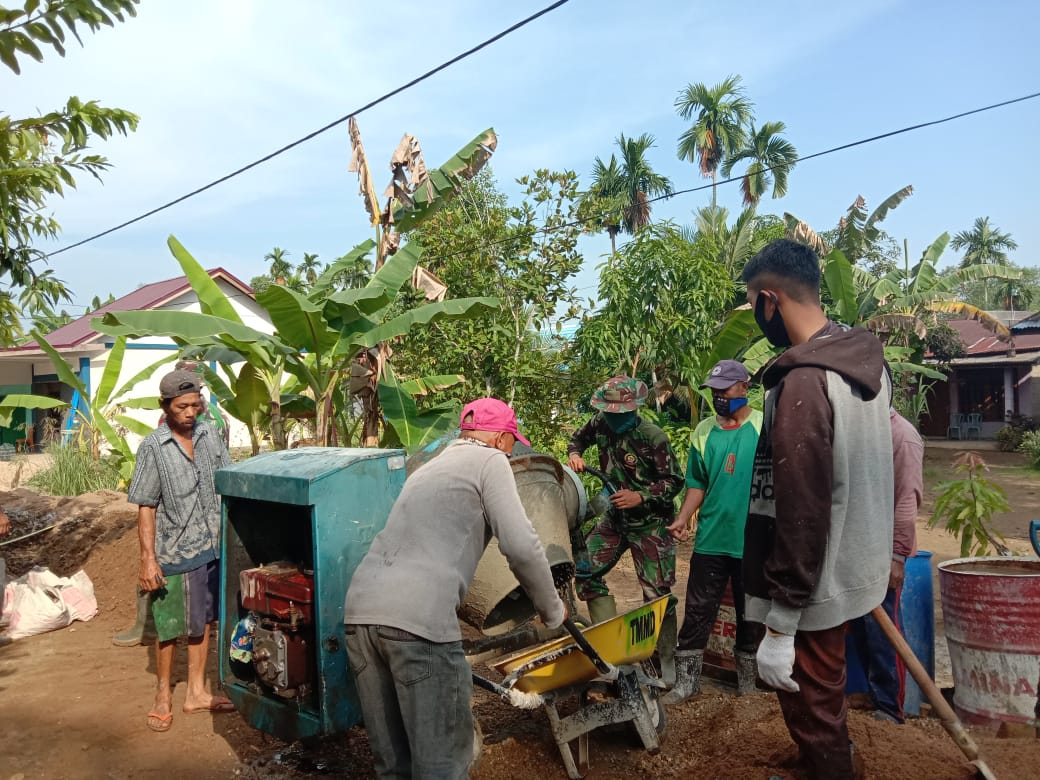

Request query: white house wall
[
  {"left": 0, "top": 363, "right": 33, "bottom": 385},
  {"left": 83, "top": 280, "right": 275, "bottom": 452}
]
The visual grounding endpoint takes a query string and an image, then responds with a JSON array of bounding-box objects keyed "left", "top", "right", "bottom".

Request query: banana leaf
[
  {"left": 822, "top": 249, "right": 857, "bottom": 325},
  {"left": 257, "top": 283, "right": 339, "bottom": 357},
  {"left": 350, "top": 297, "right": 499, "bottom": 352},
  {"left": 167, "top": 235, "right": 243, "bottom": 323},
  {"left": 391, "top": 129, "right": 497, "bottom": 233},
  {"left": 310, "top": 240, "right": 376, "bottom": 298},
  {"left": 95, "top": 310, "right": 293, "bottom": 355},
  {"left": 378, "top": 367, "right": 460, "bottom": 454},
  {"left": 0, "top": 394, "right": 67, "bottom": 428}
]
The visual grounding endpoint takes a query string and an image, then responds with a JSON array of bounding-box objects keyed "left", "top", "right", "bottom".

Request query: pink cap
[{"left": 459, "top": 397, "right": 531, "bottom": 446}]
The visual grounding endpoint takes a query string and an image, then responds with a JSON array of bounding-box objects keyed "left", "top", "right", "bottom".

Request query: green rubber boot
[
  {"left": 112, "top": 588, "right": 156, "bottom": 647},
  {"left": 586, "top": 595, "right": 617, "bottom": 625}
]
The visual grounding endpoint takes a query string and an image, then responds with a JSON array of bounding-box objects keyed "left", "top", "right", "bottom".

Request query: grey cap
[
  {"left": 159, "top": 370, "right": 202, "bottom": 400},
  {"left": 700, "top": 359, "right": 749, "bottom": 390}
]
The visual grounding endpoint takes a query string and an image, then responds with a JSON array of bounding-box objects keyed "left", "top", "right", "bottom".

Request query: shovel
[{"left": 871, "top": 605, "right": 998, "bottom": 780}]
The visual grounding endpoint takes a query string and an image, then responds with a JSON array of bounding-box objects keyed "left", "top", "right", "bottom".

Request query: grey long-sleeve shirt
[{"left": 344, "top": 438, "right": 565, "bottom": 642}]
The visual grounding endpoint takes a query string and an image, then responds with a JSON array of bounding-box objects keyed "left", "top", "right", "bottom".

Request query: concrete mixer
[{"left": 214, "top": 443, "right": 591, "bottom": 741}]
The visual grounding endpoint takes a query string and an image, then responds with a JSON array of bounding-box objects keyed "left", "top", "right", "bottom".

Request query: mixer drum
[{"left": 460, "top": 453, "right": 579, "bottom": 635}]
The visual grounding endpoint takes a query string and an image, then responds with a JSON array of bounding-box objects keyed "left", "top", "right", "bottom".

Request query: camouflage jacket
[{"left": 568, "top": 414, "right": 684, "bottom": 524}]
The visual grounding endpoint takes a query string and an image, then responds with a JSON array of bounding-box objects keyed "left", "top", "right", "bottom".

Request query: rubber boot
[
  {"left": 661, "top": 650, "right": 703, "bottom": 705},
  {"left": 586, "top": 595, "right": 617, "bottom": 625},
  {"left": 112, "top": 588, "right": 156, "bottom": 647},
  {"left": 656, "top": 610, "right": 678, "bottom": 687},
  {"left": 735, "top": 650, "right": 759, "bottom": 696}
]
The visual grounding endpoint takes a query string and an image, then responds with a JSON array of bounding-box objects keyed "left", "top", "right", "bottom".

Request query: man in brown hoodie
[{"left": 741, "top": 239, "right": 893, "bottom": 780}]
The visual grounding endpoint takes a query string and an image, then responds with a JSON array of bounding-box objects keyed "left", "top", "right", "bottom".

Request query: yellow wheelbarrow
[{"left": 484, "top": 596, "right": 670, "bottom": 779}]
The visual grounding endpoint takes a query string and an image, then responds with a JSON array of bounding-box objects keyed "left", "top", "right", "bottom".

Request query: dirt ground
[{"left": 1, "top": 445, "right": 1039, "bottom": 779}]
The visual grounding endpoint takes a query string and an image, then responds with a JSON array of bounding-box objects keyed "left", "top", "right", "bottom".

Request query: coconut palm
[
  {"left": 720, "top": 121, "right": 798, "bottom": 207},
  {"left": 675, "top": 75, "right": 753, "bottom": 206},
  {"left": 951, "top": 217, "right": 1017, "bottom": 268},
  {"left": 298, "top": 252, "right": 321, "bottom": 285},
  {"left": 951, "top": 217, "right": 1018, "bottom": 308},
  {"left": 585, "top": 134, "right": 673, "bottom": 253},
  {"left": 585, "top": 155, "right": 626, "bottom": 253},
  {"left": 265, "top": 246, "right": 293, "bottom": 284}
]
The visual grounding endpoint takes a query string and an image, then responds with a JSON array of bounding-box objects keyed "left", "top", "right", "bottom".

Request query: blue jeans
[
  {"left": 847, "top": 587, "right": 905, "bottom": 722},
  {"left": 345, "top": 624, "right": 473, "bottom": 779}
]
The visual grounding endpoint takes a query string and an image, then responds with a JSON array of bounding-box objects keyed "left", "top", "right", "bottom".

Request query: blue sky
[{"left": 7, "top": 0, "right": 1039, "bottom": 322}]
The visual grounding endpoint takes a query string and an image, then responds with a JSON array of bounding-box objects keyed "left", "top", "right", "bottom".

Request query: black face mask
[
  {"left": 754, "top": 292, "right": 792, "bottom": 348},
  {"left": 712, "top": 395, "right": 748, "bottom": 418}
]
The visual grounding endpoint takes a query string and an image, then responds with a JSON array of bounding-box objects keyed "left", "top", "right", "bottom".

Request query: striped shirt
[{"left": 128, "top": 422, "right": 231, "bottom": 575}]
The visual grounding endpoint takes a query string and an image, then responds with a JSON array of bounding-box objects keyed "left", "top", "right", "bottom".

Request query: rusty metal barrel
[
  {"left": 460, "top": 454, "right": 578, "bottom": 635},
  {"left": 938, "top": 556, "right": 1040, "bottom": 727}
]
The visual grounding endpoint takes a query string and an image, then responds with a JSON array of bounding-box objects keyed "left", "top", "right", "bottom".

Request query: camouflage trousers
[{"left": 577, "top": 514, "right": 677, "bottom": 615}]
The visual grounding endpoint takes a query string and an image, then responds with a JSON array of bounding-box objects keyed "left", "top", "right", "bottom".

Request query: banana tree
[
  {"left": 4, "top": 334, "right": 172, "bottom": 482},
  {"left": 96, "top": 236, "right": 496, "bottom": 451}
]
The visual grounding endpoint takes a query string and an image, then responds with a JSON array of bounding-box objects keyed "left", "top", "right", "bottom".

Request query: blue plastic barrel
[
  {"left": 844, "top": 551, "right": 935, "bottom": 718},
  {"left": 901, "top": 551, "right": 935, "bottom": 717}
]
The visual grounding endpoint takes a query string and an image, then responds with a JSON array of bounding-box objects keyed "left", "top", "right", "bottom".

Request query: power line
[
  {"left": 414, "top": 90, "right": 1040, "bottom": 270},
  {"left": 45, "top": 0, "right": 573, "bottom": 258},
  {"left": 31, "top": 89, "right": 1040, "bottom": 316}
]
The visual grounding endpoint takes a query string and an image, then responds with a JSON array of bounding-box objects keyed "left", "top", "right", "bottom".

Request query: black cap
[{"left": 159, "top": 370, "right": 202, "bottom": 400}]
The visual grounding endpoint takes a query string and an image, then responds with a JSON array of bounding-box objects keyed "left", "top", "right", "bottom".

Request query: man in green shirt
[{"left": 663, "top": 360, "right": 764, "bottom": 704}]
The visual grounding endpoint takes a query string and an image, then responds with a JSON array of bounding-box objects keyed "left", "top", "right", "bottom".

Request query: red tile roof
[
  {"left": 3, "top": 268, "right": 252, "bottom": 353},
  {"left": 945, "top": 318, "right": 1040, "bottom": 356}
]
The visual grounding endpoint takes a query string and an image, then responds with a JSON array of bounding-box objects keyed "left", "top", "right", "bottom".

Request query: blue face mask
[
  {"left": 712, "top": 395, "right": 748, "bottom": 418},
  {"left": 603, "top": 411, "right": 638, "bottom": 434}
]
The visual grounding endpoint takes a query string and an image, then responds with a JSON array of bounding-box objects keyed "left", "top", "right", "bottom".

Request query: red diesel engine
[{"left": 239, "top": 562, "right": 316, "bottom": 699}]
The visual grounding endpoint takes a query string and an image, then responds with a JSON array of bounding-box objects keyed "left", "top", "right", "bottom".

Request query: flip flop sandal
[{"left": 147, "top": 711, "right": 173, "bottom": 732}]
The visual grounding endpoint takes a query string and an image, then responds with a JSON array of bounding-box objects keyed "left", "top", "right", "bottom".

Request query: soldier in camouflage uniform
[{"left": 567, "top": 376, "right": 684, "bottom": 684}]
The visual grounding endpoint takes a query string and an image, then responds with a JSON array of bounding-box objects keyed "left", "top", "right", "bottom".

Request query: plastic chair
[
  {"left": 964, "top": 413, "right": 982, "bottom": 440},
  {"left": 947, "top": 413, "right": 964, "bottom": 440}
]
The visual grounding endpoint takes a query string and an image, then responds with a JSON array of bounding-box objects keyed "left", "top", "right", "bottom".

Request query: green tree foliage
[
  {"left": 576, "top": 223, "right": 734, "bottom": 387},
  {"left": 719, "top": 120, "right": 798, "bottom": 207},
  {"left": 583, "top": 134, "right": 672, "bottom": 253},
  {"left": 929, "top": 451, "right": 1011, "bottom": 557},
  {"left": 395, "top": 169, "right": 592, "bottom": 441},
  {"left": 675, "top": 75, "right": 752, "bottom": 205},
  {"left": 951, "top": 216, "right": 1017, "bottom": 268},
  {"left": 1, "top": 1, "right": 139, "bottom": 287},
  {"left": 0, "top": 0, "right": 138, "bottom": 74}
]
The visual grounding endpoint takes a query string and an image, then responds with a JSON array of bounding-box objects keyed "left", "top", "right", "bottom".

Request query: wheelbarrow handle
[{"left": 562, "top": 617, "right": 614, "bottom": 677}]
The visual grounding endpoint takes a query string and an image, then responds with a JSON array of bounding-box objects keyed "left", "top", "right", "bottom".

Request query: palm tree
[
  {"left": 951, "top": 217, "right": 1017, "bottom": 268},
  {"left": 720, "top": 121, "right": 798, "bottom": 207},
  {"left": 675, "top": 75, "right": 754, "bottom": 206},
  {"left": 951, "top": 217, "right": 1018, "bottom": 308},
  {"left": 265, "top": 247, "right": 293, "bottom": 284},
  {"left": 584, "top": 134, "right": 672, "bottom": 254},
  {"left": 298, "top": 252, "right": 321, "bottom": 285},
  {"left": 585, "top": 155, "right": 625, "bottom": 253}
]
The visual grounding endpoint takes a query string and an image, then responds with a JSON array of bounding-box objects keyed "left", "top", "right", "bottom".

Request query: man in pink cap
[{"left": 345, "top": 397, "right": 565, "bottom": 779}]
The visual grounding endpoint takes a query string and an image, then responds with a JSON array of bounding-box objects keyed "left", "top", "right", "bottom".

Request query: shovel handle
[
  {"left": 562, "top": 617, "right": 613, "bottom": 676},
  {"left": 870, "top": 605, "right": 982, "bottom": 762}
]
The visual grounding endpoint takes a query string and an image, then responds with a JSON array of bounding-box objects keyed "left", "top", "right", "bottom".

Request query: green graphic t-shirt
[{"left": 685, "top": 409, "right": 762, "bottom": 558}]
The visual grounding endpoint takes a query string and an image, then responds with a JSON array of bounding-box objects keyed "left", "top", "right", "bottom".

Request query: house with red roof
[
  {"left": 0, "top": 268, "right": 271, "bottom": 450},
  {"left": 919, "top": 313, "right": 1040, "bottom": 438}
]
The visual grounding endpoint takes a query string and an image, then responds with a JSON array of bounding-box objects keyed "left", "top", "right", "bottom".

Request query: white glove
[{"left": 756, "top": 631, "right": 799, "bottom": 692}]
